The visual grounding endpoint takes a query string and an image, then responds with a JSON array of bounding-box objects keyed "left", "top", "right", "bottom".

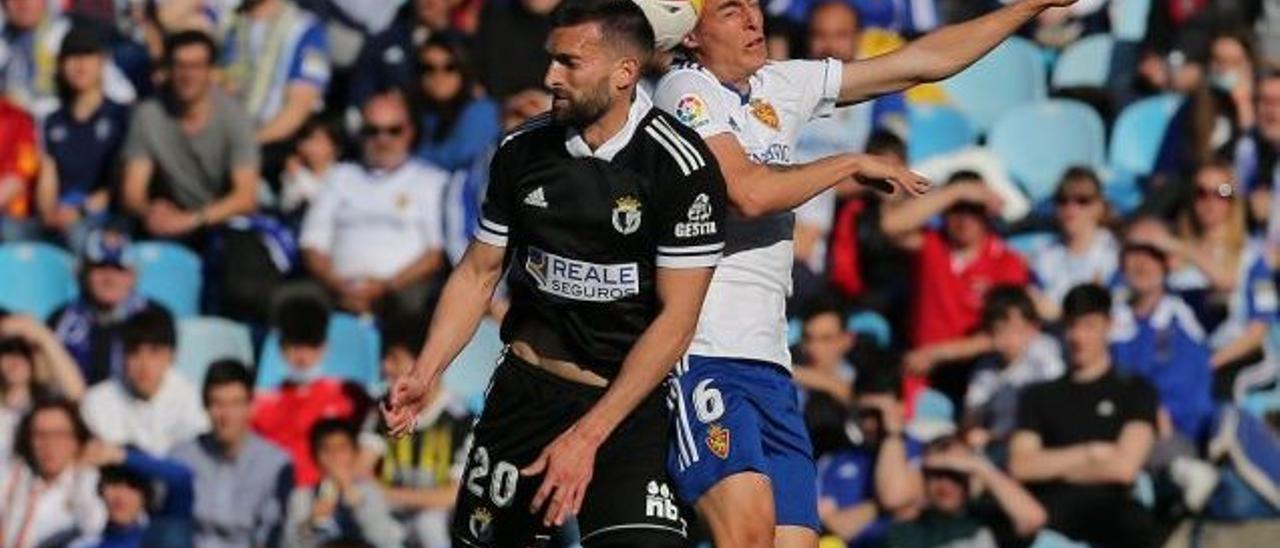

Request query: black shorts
[{"left": 452, "top": 352, "right": 688, "bottom": 547}]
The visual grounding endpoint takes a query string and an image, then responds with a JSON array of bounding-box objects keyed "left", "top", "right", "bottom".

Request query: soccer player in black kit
[{"left": 381, "top": 0, "right": 727, "bottom": 546}]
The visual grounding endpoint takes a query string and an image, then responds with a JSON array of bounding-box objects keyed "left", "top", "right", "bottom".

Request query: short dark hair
[
  {"left": 163, "top": 30, "right": 218, "bottom": 67},
  {"left": 1061, "top": 284, "right": 1112, "bottom": 323},
  {"left": 278, "top": 296, "right": 329, "bottom": 348},
  {"left": 854, "top": 350, "right": 902, "bottom": 397},
  {"left": 380, "top": 318, "right": 425, "bottom": 360},
  {"left": 121, "top": 306, "right": 176, "bottom": 354},
  {"left": 801, "top": 294, "right": 845, "bottom": 327},
  {"left": 551, "top": 0, "right": 655, "bottom": 59},
  {"left": 866, "top": 130, "right": 906, "bottom": 160},
  {"left": 15, "top": 398, "right": 92, "bottom": 470},
  {"left": 201, "top": 359, "right": 254, "bottom": 405},
  {"left": 947, "top": 170, "right": 984, "bottom": 185},
  {"left": 309, "top": 418, "right": 357, "bottom": 461},
  {"left": 981, "top": 285, "right": 1039, "bottom": 330},
  {"left": 98, "top": 464, "right": 152, "bottom": 504},
  {"left": 1054, "top": 166, "right": 1103, "bottom": 199}
]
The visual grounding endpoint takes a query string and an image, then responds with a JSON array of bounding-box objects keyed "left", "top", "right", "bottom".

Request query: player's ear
[
  {"left": 614, "top": 56, "right": 641, "bottom": 91},
  {"left": 681, "top": 30, "right": 699, "bottom": 50}
]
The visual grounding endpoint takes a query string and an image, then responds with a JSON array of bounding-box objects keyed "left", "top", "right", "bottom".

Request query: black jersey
[{"left": 474, "top": 97, "right": 727, "bottom": 379}]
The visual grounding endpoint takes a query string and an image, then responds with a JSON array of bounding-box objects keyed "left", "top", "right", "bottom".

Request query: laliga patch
[
  {"left": 706, "top": 423, "right": 730, "bottom": 459},
  {"left": 525, "top": 247, "right": 640, "bottom": 302},
  {"left": 675, "top": 94, "right": 711, "bottom": 129},
  {"left": 301, "top": 49, "right": 330, "bottom": 81},
  {"left": 749, "top": 99, "right": 780, "bottom": 130},
  {"left": 1254, "top": 279, "right": 1279, "bottom": 312}
]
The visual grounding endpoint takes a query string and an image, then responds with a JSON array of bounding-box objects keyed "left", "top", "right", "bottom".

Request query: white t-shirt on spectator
[
  {"left": 300, "top": 159, "right": 448, "bottom": 282},
  {"left": 0, "top": 461, "right": 105, "bottom": 547},
  {"left": 80, "top": 370, "right": 209, "bottom": 456},
  {"left": 1031, "top": 230, "right": 1120, "bottom": 306}
]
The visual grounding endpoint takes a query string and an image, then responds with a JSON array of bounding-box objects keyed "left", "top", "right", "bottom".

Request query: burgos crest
[
  {"left": 612, "top": 196, "right": 643, "bottom": 235},
  {"left": 468, "top": 507, "right": 494, "bottom": 541}
]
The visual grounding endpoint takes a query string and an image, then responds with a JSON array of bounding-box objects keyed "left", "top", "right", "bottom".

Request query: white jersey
[{"left": 654, "top": 58, "right": 843, "bottom": 368}]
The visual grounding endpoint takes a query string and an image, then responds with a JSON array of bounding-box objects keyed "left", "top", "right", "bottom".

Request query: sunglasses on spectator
[
  {"left": 1055, "top": 194, "right": 1099, "bottom": 207},
  {"left": 1194, "top": 183, "right": 1235, "bottom": 201},
  {"left": 361, "top": 124, "right": 406, "bottom": 138},
  {"left": 423, "top": 61, "right": 459, "bottom": 75}
]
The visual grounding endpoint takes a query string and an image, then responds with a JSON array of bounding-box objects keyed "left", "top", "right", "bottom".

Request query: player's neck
[
  {"left": 696, "top": 55, "right": 752, "bottom": 94},
  {"left": 580, "top": 95, "right": 633, "bottom": 152}
]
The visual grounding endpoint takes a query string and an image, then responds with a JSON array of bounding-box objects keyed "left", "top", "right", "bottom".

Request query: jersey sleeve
[
  {"left": 474, "top": 140, "right": 517, "bottom": 247},
  {"left": 651, "top": 121, "right": 728, "bottom": 269},
  {"left": 653, "top": 70, "right": 734, "bottom": 138},
  {"left": 1243, "top": 254, "right": 1279, "bottom": 323},
  {"left": 775, "top": 58, "right": 843, "bottom": 121},
  {"left": 286, "top": 22, "right": 331, "bottom": 90}
]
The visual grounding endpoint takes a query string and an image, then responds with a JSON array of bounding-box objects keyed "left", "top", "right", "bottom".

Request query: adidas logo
[{"left": 525, "top": 187, "right": 548, "bottom": 208}]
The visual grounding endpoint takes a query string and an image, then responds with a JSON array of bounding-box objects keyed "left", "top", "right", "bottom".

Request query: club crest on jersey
[
  {"left": 675, "top": 94, "right": 711, "bottom": 129},
  {"left": 468, "top": 507, "right": 494, "bottom": 542},
  {"left": 749, "top": 99, "right": 780, "bottom": 130},
  {"left": 612, "top": 196, "right": 643, "bottom": 235},
  {"left": 706, "top": 423, "right": 730, "bottom": 459}
]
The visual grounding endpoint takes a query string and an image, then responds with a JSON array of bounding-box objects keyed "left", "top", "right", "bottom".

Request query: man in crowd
[
  {"left": 1009, "top": 284, "right": 1159, "bottom": 547},
  {"left": 51, "top": 230, "right": 163, "bottom": 384},
  {"left": 172, "top": 360, "right": 294, "bottom": 548},
  {"left": 80, "top": 306, "right": 209, "bottom": 455},
  {"left": 300, "top": 89, "right": 449, "bottom": 322},
  {"left": 472, "top": 0, "right": 559, "bottom": 98},
  {"left": 121, "top": 30, "right": 258, "bottom": 242}
]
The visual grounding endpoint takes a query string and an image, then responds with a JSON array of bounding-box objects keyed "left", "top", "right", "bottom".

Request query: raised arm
[
  {"left": 839, "top": 0, "right": 1078, "bottom": 105},
  {"left": 881, "top": 182, "right": 1000, "bottom": 239}
]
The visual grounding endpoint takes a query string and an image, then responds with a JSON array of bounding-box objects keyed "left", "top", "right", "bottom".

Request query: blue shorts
[{"left": 666, "top": 355, "right": 819, "bottom": 530}]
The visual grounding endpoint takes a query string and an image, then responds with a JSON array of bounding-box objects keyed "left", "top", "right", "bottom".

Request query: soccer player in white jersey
[{"left": 653, "top": 0, "right": 1080, "bottom": 546}]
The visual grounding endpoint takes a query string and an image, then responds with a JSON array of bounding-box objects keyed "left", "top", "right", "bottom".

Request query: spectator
[
  {"left": 962, "top": 285, "right": 1064, "bottom": 450},
  {"left": 472, "top": 0, "right": 558, "bottom": 98},
  {"left": 171, "top": 359, "right": 294, "bottom": 548},
  {"left": 413, "top": 35, "right": 501, "bottom": 173},
  {"left": 793, "top": 299, "right": 855, "bottom": 407},
  {"left": 73, "top": 441, "right": 195, "bottom": 548},
  {"left": 121, "top": 30, "right": 259, "bottom": 242},
  {"left": 35, "top": 24, "right": 129, "bottom": 251},
  {"left": 80, "top": 306, "right": 209, "bottom": 455},
  {"left": 284, "top": 419, "right": 405, "bottom": 547},
  {"left": 0, "top": 0, "right": 135, "bottom": 117},
  {"left": 252, "top": 296, "right": 372, "bottom": 486},
  {"left": 300, "top": 90, "right": 448, "bottom": 322},
  {"left": 883, "top": 172, "right": 1030, "bottom": 408},
  {"left": 793, "top": 2, "right": 904, "bottom": 288},
  {"left": 50, "top": 230, "right": 164, "bottom": 385},
  {"left": 1029, "top": 167, "right": 1119, "bottom": 318},
  {"left": 350, "top": 0, "right": 460, "bottom": 108},
  {"left": 222, "top": 0, "right": 330, "bottom": 178},
  {"left": 827, "top": 131, "right": 914, "bottom": 321},
  {"left": 815, "top": 361, "right": 924, "bottom": 546},
  {"left": 0, "top": 313, "right": 87, "bottom": 460},
  {"left": 1238, "top": 70, "right": 1280, "bottom": 192},
  {"left": 358, "top": 322, "right": 470, "bottom": 547},
  {"left": 1148, "top": 161, "right": 1278, "bottom": 401},
  {"left": 1009, "top": 284, "right": 1159, "bottom": 547},
  {"left": 0, "top": 398, "right": 106, "bottom": 547},
  {"left": 281, "top": 115, "right": 342, "bottom": 221},
  {"left": 888, "top": 436, "right": 1047, "bottom": 547},
  {"left": 0, "top": 95, "right": 38, "bottom": 241}
]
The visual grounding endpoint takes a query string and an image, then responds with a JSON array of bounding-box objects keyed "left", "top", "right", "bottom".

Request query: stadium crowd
[{"left": 0, "top": 0, "right": 1279, "bottom": 546}]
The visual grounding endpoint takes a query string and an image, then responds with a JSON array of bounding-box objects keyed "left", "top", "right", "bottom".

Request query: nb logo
[{"left": 645, "top": 481, "right": 680, "bottom": 523}]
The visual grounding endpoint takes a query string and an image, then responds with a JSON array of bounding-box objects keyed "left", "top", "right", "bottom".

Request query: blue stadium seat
[
  {"left": 1030, "top": 530, "right": 1091, "bottom": 548},
  {"left": 0, "top": 242, "right": 77, "bottom": 320},
  {"left": 129, "top": 241, "right": 202, "bottom": 318},
  {"left": 847, "top": 310, "right": 892, "bottom": 349},
  {"left": 1110, "top": 0, "right": 1152, "bottom": 42},
  {"left": 907, "top": 105, "right": 976, "bottom": 164},
  {"left": 989, "top": 99, "right": 1107, "bottom": 204},
  {"left": 256, "top": 313, "right": 381, "bottom": 392},
  {"left": 942, "top": 37, "right": 1047, "bottom": 134},
  {"left": 174, "top": 316, "right": 254, "bottom": 386},
  {"left": 1109, "top": 94, "right": 1181, "bottom": 177},
  {"left": 442, "top": 318, "right": 505, "bottom": 414},
  {"left": 1052, "top": 34, "right": 1114, "bottom": 89}
]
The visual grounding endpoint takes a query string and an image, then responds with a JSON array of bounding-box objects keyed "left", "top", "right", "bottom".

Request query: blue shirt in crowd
[
  {"left": 816, "top": 438, "right": 923, "bottom": 547},
  {"left": 43, "top": 100, "right": 130, "bottom": 204}
]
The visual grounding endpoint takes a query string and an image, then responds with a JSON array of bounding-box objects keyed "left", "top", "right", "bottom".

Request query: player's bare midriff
[{"left": 510, "top": 340, "right": 610, "bottom": 388}]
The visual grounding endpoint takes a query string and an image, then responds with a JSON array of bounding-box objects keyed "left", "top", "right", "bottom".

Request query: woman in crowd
[
  {"left": 0, "top": 399, "right": 106, "bottom": 547},
  {"left": 412, "top": 35, "right": 501, "bottom": 173},
  {"left": 1029, "top": 167, "right": 1119, "bottom": 319},
  {"left": 0, "top": 314, "right": 87, "bottom": 461},
  {"left": 1142, "top": 160, "right": 1279, "bottom": 401}
]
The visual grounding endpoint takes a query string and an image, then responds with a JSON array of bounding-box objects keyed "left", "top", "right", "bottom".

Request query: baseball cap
[
  {"left": 82, "top": 229, "right": 134, "bottom": 269},
  {"left": 59, "top": 23, "right": 109, "bottom": 59},
  {"left": 906, "top": 389, "right": 956, "bottom": 443}
]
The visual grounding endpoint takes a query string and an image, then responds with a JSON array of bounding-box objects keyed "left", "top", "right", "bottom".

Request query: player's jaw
[{"left": 545, "top": 25, "right": 623, "bottom": 127}]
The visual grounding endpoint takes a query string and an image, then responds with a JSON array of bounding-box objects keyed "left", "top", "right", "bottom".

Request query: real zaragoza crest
[{"left": 749, "top": 99, "right": 780, "bottom": 130}]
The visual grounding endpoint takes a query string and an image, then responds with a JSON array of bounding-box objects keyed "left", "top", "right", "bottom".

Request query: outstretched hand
[
  {"left": 381, "top": 370, "right": 433, "bottom": 438},
  {"left": 853, "top": 155, "right": 932, "bottom": 197},
  {"left": 522, "top": 426, "right": 601, "bottom": 527},
  {"left": 1037, "top": 0, "right": 1080, "bottom": 8}
]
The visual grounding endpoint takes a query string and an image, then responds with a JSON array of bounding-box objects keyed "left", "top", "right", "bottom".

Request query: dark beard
[{"left": 551, "top": 83, "right": 612, "bottom": 128}]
